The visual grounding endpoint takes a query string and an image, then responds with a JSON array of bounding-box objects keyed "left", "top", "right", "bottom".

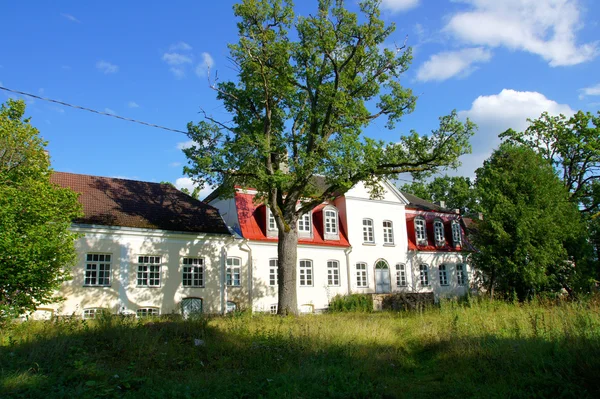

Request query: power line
[{"left": 0, "top": 85, "right": 188, "bottom": 135}]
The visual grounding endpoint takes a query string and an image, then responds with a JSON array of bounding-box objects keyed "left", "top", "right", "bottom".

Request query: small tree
[
  {"left": 0, "top": 99, "right": 82, "bottom": 320},
  {"left": 473, "top": 143, "right": 582, "bottom": 299},
  {"left": 183, "top": 0, "right": 474, "bottom": 314}
]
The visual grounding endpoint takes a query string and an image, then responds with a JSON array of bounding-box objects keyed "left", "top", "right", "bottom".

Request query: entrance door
[
  {"left": 375, "top": 260, "right": 391, "bottom": 293},
  {"left": 181, "top": 297, "right": 203, "bottom": 319}
]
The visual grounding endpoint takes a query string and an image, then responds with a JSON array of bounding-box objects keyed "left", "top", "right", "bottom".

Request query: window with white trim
[
  {"left": 298, "top": 213, "right": 312, "bottom": 235},
  {"left": 84, "top": 253, "right": 111, "bottom": 286},
  {"left": 419, "top": 264, "right": 429, "bottom": 286},
  {"left": 396, "top": 263, "right": 407, "bottom": 287},
  {"left": 363, "top": 219, "right": 374, "bottom": 243},
  {"left": 269, "top": 304, "right": 278, "bottom": 314},
  {"left": 226, "top": 257, "right": 241, "bottom": 286},
  {"left": 356, "top": 262, "right": 368, "bottom": 287},
  {"left": 83, "top": 308, "right": 106, "bottom": 319},
  {"left": 452, "top": 220, "right": 462, "bottom": 247},
  {"left": 182, "top": 257, "right": 204, "bottom": 287},
  {"left": 439, "top": 264, "right": 449, "bottom": 286},
  {"left": 327, "top": 260, "right": 340, "bottom": 286},
  {"left": 269, "top": 259, "right": 278, "bottom": 286},
  {"left": 299, "top": 260, "right": 313, "bottom": 286},
  {"left": 383, "top": 221, "right": 394, "bottom": 245},
  {"left": 136, "top": 308, "right": 159, "bottom": 318},
  {"left": 324, "top": 206, "right": 339, "bottom": 239},
  {"left": 267, "top": 208, "right": 277, "bottom": 231},
  {"left": 137, "top": 256, "right": 161, "bottom": 287},
  {"left": 457, "top": 264, "right": 467, "bottom": 286},
  {"left": 434, "top": 219, "right": 445, "bottom": 247},
  {"left": 415, "top": 217, "right": 427, "bottom": 245}
]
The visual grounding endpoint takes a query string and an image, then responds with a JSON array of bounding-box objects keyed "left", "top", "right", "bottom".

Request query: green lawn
[{"left": 2, "top": 298, "right": 600, "bottom": 398}]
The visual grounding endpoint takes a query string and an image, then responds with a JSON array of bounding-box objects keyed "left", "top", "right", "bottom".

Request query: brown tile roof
[
  {"left": 51, "top": 172, "right": 230, "bottom": 235},
  {"left": 400, "top": 191, "right": 445, "bottom": 212}
]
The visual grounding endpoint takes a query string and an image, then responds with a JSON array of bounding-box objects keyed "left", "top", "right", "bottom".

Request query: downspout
[
  {"left": 220, "top": 244, "right": 228, "bottom": 315},
  {"left": 238, "top": 239, "right": 253, "bottom": 311},
  {"left": 344, "top": 246, "right": 353, "bottom": 294}
]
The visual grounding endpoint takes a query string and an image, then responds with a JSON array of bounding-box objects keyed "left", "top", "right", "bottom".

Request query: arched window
[
  {"left": 323, "top": 206, "right": 339, "bottom": 240},
  {"left": 383, "top": 220, "right": 394, "bottom": 245},
  {"left": 414, "top": 217, "right": 427, "bottom": 245},
  {"left": 433, "top": 219, "right": 445, "bottom": 247},
  {"left": 452, "top": 220, "right": 462, "bottom": 247}
]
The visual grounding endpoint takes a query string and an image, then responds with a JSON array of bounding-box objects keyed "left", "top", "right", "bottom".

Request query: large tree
[
  {"left": 472, "top": 143, "right": 582, "bottom": 300},
  {"left": 183, "top": 0, "right": 474, "bottom": 314},
  {"left": 0, "top": 99, "right": 82, "bottom": 321}
]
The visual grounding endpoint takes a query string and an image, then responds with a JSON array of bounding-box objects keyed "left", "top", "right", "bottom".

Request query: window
[
  {"left": 434, "top": 219, "right": 445, "bottom": 247},
  {"left": 83, "top": 308, "right": 106, "bottom": 319},
  {"left": 267, "top": 208, "right": 277, "bottom": 231},
  {"left": 363, "top": 219, "right": 374, "bottom": 243},
  {"left": 419, "top": 264, "right": 429, "bottom": 286},
  {"left": 415, "top": 217, "right": 427, "bottom": 245},
  {"left": 327, "top": 260, "right": 340, "bottom": 286},
  {"left": 84, "top": 253, "right": 111, "bottom": 286},
  {"left": 182, "top": 257, "right": 204, "bottom": 287},
  {"left": 383, "top": 221, "right": 394, "bottom": 245},
  {"left": 452, "top": 220, "right": 462, "bottom": 247},
  {"left": 136, "top": 308, "right": 159, "bottom": 318},
  {"left": 324, "top": 207, "right": 339, "bottom": 239},
  {"left": 396, "top": 263, "right": 407, "bottom": 287},
  {"left": 299, "top": 260, "right": 313, "bottom": 286},
  {"left": 356, "top": 262, "right": 368, "bottom": 287},
  {"left": 457, "top": 264, "right": 467, "bottom": 286},
  {"left": 269, "top": 304, "right": 278, "bottom": 314},
  {"left": 269, "top": 259, "right": 278, "bottom": 286},
  {"left": 226, "top": 257, "right": 241, "bottom": 286},
  {"left": 298, "top": 213, "right": 312, "bottom": 235},
  {"left": 137, "top": 256, "right": 161, "bottom": 287},
  {"left": 226, "top": 301, "right": 237, "bottom": 313},
  {"left": 439, "top": 264, "right": 449, "bottom": 286}
]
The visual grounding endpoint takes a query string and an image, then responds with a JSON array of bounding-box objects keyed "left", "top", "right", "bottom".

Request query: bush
[{"left": 328, "top": 294, "right": 373, "bottom": 312}]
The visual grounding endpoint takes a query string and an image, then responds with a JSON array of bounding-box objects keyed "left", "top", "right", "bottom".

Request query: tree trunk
[{"left": 277, "top": 227, "right": 298, "bottom": 315}]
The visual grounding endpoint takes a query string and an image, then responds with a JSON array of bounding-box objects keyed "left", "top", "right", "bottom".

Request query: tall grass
[{"left": 2, "top": 297, "right": 600, "bottom": 398}]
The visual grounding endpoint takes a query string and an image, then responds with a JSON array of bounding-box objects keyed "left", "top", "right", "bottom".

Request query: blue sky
[{"left": 1, "top": 0, "right": 599, "bottom": 198}]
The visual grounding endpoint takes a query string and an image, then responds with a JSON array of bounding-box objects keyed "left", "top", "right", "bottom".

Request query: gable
[{"left": 344, "top": 179, "right": 408, "bottom": 205}]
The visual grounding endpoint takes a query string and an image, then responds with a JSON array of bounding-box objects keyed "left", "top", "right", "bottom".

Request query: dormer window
[
  {"left": 323, "top": 206, "right": 339, "bottom": 240},
  {"left": 298, "top": 213, "right": 312, "bottom": 237},
  {"left": 414, "top": 217, "right": 427, "bottom": 245},
  {"left": 266, "top": 207, "right": 278, "bottom": 238},
  {"left": 434, "top": 219, "right": 445, "bottom": 247},
  {"left": 451, "top": 220, "right": 462, "bottom": 247}
]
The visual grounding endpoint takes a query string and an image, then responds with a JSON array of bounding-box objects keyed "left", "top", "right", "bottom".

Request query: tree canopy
[
  {"left": 183, "top": 0, "right": 474, "bottom": 313},
  {"left": 400, "top": 175, "right": 477, "bottom": 214},
  {"left": 0, "top": 99, "right": 81, "bottom": 321}
]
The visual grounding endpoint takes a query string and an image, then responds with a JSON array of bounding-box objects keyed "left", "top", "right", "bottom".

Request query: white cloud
[
  {"left": 61, "top": 13, "right": 81, "bottom": 23},
  {"left": 104, "top": 108, "right": 117, "bottom": 115},
  {"left": 445, "top": 0, "right": 597, "bottom": 67},
  {"left": 416, "top": 47, "right": 492, "bottom": 82},
  {"left": 174, "top": 177, "right": 214, "bottom": 201},
  {"left": 169, "top": 67, "right": 185, "bottom": 79},
  {"left": 162, "top": 52, "right": 193, "bottom": 66},
  {"left": 579, "top": 83, "right": 600, "bottom": 99},
  {"left": 380, "top": 0, "right": 420, "bottom": 13},
  {"left": 127, "top": 101, "right": 140, "bottom": 108},
  {"left": 176, "top": 140, "right": 195, "bottom": 150},
  {"left": 195, "top": 52, "right": 214, "bottom": 77},
  {"left": 169, "top": 42, "right": 192, "bottom": 52},
  {"left": 454, "top": 89, "right": 574, "bottom": 177},
  {"left": 96, "top": 60, "right": 119, "bottom": 74}
]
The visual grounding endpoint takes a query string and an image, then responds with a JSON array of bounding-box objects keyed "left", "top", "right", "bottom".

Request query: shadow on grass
[{"left": 1, "top": 314, "right": 600, "bottom": 398}]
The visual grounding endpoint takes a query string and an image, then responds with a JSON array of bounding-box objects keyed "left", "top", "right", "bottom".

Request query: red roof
[
  {"left": 405, "top": 210, "right": 465, "bottom": 252},
  {"left": 234, "top": 192, "right": 350, "bottom": 247}
]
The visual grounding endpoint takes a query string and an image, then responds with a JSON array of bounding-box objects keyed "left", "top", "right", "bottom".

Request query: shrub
[{"left": 328, "top": 294, "right": 373, "bottom": 312}]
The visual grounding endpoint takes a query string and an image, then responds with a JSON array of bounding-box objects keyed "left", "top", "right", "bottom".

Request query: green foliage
[
  {"left": 328, "top": 294, "right": 373, "bottom": 312},
  {"left": 473, "top": 143, "right": 583, "bottom": 299},
  {"left": 400, "top": 174, "right": 478, "bottom": 214},
  {"left": 0, "top": 99, "right": 82, "bottom": 322}
]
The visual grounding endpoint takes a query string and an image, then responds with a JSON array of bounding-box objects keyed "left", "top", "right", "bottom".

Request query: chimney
[{"left": 436, "top": 200, "right": 446, "bottom": 209}]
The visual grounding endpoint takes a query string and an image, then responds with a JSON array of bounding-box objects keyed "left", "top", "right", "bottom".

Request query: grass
[{"left": 2, "top": 297, "right": 600, "bottom": 398}]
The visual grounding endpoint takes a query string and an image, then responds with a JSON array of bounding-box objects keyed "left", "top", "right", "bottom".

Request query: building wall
[
  {"left": 407, "top": 251, "right": 472, "bottom": 300},
  {"left": 49, "top": 225, "right": 249, "bottom": 317}
]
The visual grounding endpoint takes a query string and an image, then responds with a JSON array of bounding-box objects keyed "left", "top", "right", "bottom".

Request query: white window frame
[
  {"left": 323, "top": 206, "right": 339, "bottom": 240},
  {"left": 267, "top": 208, "right": 277, "bottom": 231},
  {"left": 452, "top": 220, "right": 462, "bottom": 247},
  {"left": 182, "top": 257, "right": 204, "bottom": 287},
  {"left": 299, "top": 260, "right": 313, "bottom": 286},
  {"left": 362, "top": 219, "right": 374, "bottom": 243},
  {"left": 396, "top": 263, "right": 407, "bottom": 287},
  {"left": 434, "top": 219, "right": 445, "bottom": 247},
  {"left": 298, "top": 213, "right": 312, "bottom": 237},
  {"left": 136, "top": 308, "right": 159, "bottom": 318},
  {"left": 137, "top": 256, "right": 162, "bottom": 287},
  {"left": 439, "top": 264, "right": 449, "bottom": 286},
  {"left": 415, "top": 217, "right": 427, "bottom": 245},
  {"left": 83, "top": 308, "right": 106, "bottom": 319},
  {"left": 419, "top": 264, "right": 430, "bottom": 287},
  {"left": 226, "top": 257, "right": 242, "bottom": 287},
  {"left": 327, "top": 260, "right": 340, "bottom": 286},
  {"left": 269, "top": 304, "right": 278, "bottom": 314},
  {"left": 269, "top": 259, "right": 278, "bottom": 286},
  {"left": 356, "top": 262, "right": 368, "bottom": 288},
  {"left": 84, "top": 253, "right": 111, "bottom": 286},
  {"left": 383, "top": 220, "right": 394, "bottom": 245},
  {"left": 457, "top": 264, "right": 467, "bottom": 286}
]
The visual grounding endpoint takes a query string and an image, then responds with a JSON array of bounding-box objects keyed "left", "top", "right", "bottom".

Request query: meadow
[{"left": 1, "top": 297, "right": 599, "bottom": 398}]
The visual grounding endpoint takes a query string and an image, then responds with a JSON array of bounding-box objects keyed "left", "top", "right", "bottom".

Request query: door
[
  {"left": 375, "top": 260, "right": 391, "bottom": 293},
  {"left": 181, "top": 297, "right": 203, "bottom": 319}
]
